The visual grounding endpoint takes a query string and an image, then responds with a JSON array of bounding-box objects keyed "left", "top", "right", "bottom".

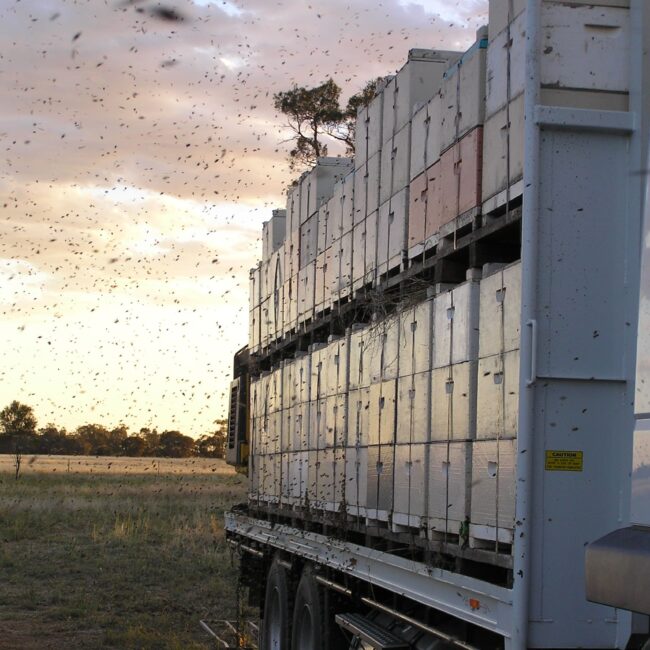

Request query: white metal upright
[{"left": 514, "top": 1, "right": 648, "bottom": 647}]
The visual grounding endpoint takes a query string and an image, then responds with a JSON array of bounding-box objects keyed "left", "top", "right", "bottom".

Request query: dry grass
[
  {"left": 0, "top": 455, "right": 250, "bottom": 649},
  {"left": 0, "top": 454, "right": 235, "bottom": 476}
]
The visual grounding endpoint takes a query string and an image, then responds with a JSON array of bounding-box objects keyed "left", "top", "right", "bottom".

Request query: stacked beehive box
[
  {"left": 378, "top": 50, "right": 461, "bottom": 277},
  {"left": 252, "top": 369, "right": 284, "bottom": 505},
  {"left": 482, "top": 5, "right": 525, "bottom": 213},
  {"left": 407, "top": 32, "right": 485, "bottom": 262},
  {"left": 281, "top": 353, "right": 311, "bottom": 507},
  {"left": 393, "top": 297, "right": 434, "bottom": 529},
  {"left": 345, "top": 325, "right": 371, "bottom": 518},
  {"left": 365, "top": 317, "right": 400, "bottom": 522},
  {"left": 471, "top": 261, "right": 521, "bottom": 547},
  {"left": 428, "top": 275, "right": 480, "bottom": 540},
  {"left": 306, "top": 336, "right": 349, "bottom": 512},
  {"left": 248, "top": 264, "right": 261, "bottom": 354},
  {"left": 352, "top": 87, "right": 383, "bottom": 292}
]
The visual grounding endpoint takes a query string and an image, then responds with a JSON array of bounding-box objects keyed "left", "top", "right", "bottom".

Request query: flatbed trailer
[{"left": 225, "top": 1, "right": 650, "bottom": 648}]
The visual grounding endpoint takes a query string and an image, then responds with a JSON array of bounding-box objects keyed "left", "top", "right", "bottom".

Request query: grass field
[{"left": 0, "top": 455, "right": 251, "bottom": 649}]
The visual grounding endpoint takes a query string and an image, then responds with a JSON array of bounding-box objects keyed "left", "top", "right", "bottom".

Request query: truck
[{"left": 224, "top": 1, "right": 650, "bottom": 647}]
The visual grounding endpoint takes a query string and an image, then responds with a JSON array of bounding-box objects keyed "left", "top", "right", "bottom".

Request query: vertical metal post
[{"left": 511, "top": 0, "right": 541, "bottom": 647}]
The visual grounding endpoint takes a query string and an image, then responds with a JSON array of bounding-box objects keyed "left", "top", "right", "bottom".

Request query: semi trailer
[{"left": 225, "top": 1, "right": 650, "bottom": 647}]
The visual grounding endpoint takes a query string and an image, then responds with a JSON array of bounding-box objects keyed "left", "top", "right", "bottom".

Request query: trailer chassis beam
[{"left": 225, "top": 511, "right": 513, "bottom": 640}]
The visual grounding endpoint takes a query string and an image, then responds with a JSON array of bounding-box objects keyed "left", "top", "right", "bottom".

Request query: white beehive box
[
  {"left": 368, "top": 379, "right": 397, "bottom": 446},
  {"left": 383, "top": 317, "right": 401, "bottom": 381},
  {"left": 414, "top": 94, "right": 444, "bottom": 177},
  {"left": 377, "top": 188, "right": 408, "bottom": 277},
  {"left": 345, "top": 446, "right": 368, "bottom": 515},
  {"left": 367, "top": 91, "right": 385, "bottom": 162},
  {"left": 430, "top": 361, "right": 477, "bottom": 441},
  {"left": 326, "top": 335, "right": 349, "bottom": 397},
  {"left": 249, "top": 264, "right": 262, "bottom": 310},
  {"left": 316, "top": 203, "right": 328, "bottom": 255},
  {"left": 282, "top": 404, "right": 295, "bottom": 452},
  {"left": 393, "top": 443, "right": 427, "bottom": 528},
  {"left": 249, "top": 450, "right": 260, "bottom": 501},
  {"left": 323, "top": 244, "right": 336, "bottom": 308},
  {"left": 354, "top": 105, "right": 369, "bottom": 171},
  {"left": 348, "top": 327, "right": 365, "bottom": 391},
  {"left": 481, "top": 93, "right": 525, "bottom": 206},
  {"left": 428, "top": 441, "right": 472, "bottom": 537},
  {"left": 338, "top": 229, "right": 353, "bottom": 299},
  {"left": 409, "top": 101, "right": 428, "bottom": 182},
  {"left": 356, "top": 153, "right": 380, "bottom": 224},
  {"left": 486, "top": 11, "right": 525, "bottom": 119},
  {"left": 476, "top": 350, "right": 520, "bottom": 440},
  {"left": 347, "top": 386, "right": 371, "bottom": 446},
  {"left": 470, "top": 438, "right": 516, "bottom": 544},
  {"left": 398, "top": 299, "right": 434, "bottom": 377},
  {"left": 319, "top": 448, "right": 346, "bottom": 512},
  {"left": 301, "top": 158, "right": 354, "bottom": 223},
  {"left": 268, "top": 250, "right": 284, "bottom": 341},
  {"left": 433, "top": 279, "right": 480, "bottom": 368},
  {"left": 309, "top": 396, "right": 327, "bottom": 451},
  {"left": 354, "top": 161, "right": 367, "bottom": 224},
  {"left": 297, "top": 262, "right": 315, "bottom": 324},
  {"left": 249, "top": 306, "right": 260, "bottom": 354},
  {"left": 367, "top": 444, "right": 394, "bottom": 520},
  {"left": 297, "top": 354, "right": 311, "bottom": 397},
  {"left": 380, "top": 123, "right": 411, "bottom": 205},
  {"left": 478, "top": 261, "right": 522, "bottom": 358},
  {"left": 309, "top": 344, "right": 327, "bottom": 402},
  {"left": 283, "top": 450, "right": 308, "bottom": 505},
  {"left": 285, "top": 181, "right": 302, "bottom": 234},
  {"left": 299, "top": 213, "right": 318, "bottom": 269},
  {"left": 260, "top": 300, "right": 270, "bottom": 349},
  {"left": 327, "top": 188, "right": 343, "bottom": 246},
  {"left": 382, "top": 49, "right": 463, "bottom": 143},
  {"left": 352, "top": 220, "right": 366, "bottom": 291},
  {"left": 286, "top": 275, "right": 298, "bottom": 334},
  {"left": 325, "top": 394, "right": 347, "bottom": 448},
  {"left": 364, "top": 211, "right": 378, "bottom": 287},
  {"left": 440, "top": 31, "right": 488, "bottom": 153},
  {"left": 314, "top": 251, "right": 327, "bottom": 313},
  {"left": 541, "top": 3, "right": 630, "bottom": 95},
  {"left": 359, "top": 324, "right": 383, "bottom": 388},
  {"left": 341, "top": 170, "right": 355, "bottom": 235},
  {"left": 396, "top": 372, "right": 431, "bottom": 444},
  {"left": 488, "top": 0, "right": 525, "bottom": 42},
  {"left": 262, "top": 209, "right": 287, "bottom": 261}
]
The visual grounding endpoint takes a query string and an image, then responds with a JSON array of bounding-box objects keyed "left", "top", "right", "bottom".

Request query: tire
[
  {"left": 262, "top": 556, "right": 292, "bottom": 650},
  {"left": 291, "top": 565, "right": 326, "bottom": 650},
  {"left": 292, "top": 566, "right": 347, "bottom": 650}
]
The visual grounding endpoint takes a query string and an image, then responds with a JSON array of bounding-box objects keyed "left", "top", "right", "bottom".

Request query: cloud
[{"left": 0, "top": 0, "right": 487, "bottom": 435}]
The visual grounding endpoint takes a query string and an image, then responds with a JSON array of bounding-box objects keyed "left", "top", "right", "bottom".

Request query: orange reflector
[{"left": 469, "top": 598, "right": 480, "bottom": 611}]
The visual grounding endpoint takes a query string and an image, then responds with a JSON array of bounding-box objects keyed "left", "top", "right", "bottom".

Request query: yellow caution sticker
[{"left": 545, "top": 450, "right": 583, "bottom": 472}]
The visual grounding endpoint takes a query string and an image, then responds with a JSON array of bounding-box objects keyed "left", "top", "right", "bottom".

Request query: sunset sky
[{"left": 1, "top": 0, "right": 486, "bottom": 438}]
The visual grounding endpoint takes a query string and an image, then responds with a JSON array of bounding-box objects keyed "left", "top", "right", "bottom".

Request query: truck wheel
[
  {"left": 262, "top": 556, "right": 292, "bottom": 650},
  {"left": 291, "top": 565, "right": 327, "bottom": 650}
]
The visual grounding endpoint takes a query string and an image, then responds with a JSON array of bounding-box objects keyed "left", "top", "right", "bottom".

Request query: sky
[{"left": 1, "top": 0, "right": 487, "bottom": 438}]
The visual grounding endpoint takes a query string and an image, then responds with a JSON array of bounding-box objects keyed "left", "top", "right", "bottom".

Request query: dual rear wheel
[{"left": 261, "top": 558, "right": 341, "bottom": 650}]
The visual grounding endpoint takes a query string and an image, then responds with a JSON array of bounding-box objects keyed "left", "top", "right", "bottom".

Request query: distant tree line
[{"left": 0, "top": 401, "right": 226, "bottom": 459}]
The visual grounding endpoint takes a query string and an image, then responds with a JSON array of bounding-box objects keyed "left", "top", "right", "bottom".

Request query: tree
[
  {"left": 158, "top": 430, "right": 195, "bottom": 458},
  {"left": 274, "top": 77, "right": 380, "bottom": 169},
  {"left": 196, "top": 419, "right": 227, "bottom": 459},
  {"left": 139, "top": 428, "right": 160, "bottom": 456},
  {"left": 122, "top": 435, "right": 147, "bottom": 457},
  {"left": 0, "top": 401, "right": 38, "bottom": 454},
  {"left": 37, "top": 424, "right": 69, "bottom": 455}
]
